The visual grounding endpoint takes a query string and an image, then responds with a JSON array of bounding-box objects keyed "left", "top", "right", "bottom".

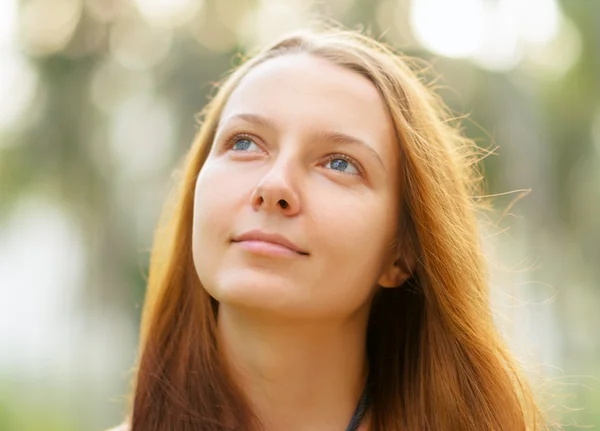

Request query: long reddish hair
[{"left": 122, "top": 28, "right": 553, "bottom": 431}]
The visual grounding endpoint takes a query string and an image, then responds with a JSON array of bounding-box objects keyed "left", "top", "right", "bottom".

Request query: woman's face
[{"left": 192, "top": 53, "right": 403, "bottom": 320}]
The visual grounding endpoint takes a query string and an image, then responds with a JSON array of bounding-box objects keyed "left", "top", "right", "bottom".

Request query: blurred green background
[{"left": 0, "top": 0, "right": 598, "bottom": 430}]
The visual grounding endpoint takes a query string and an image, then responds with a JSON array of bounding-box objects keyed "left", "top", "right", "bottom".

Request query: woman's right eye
[{"left": 229, "top": 135, "right": 262, "bottom": 153}]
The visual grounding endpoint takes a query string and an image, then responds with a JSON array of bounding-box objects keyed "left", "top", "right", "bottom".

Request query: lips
[{"left": 232, "top": 229, "right": 309, "bottom": 255}]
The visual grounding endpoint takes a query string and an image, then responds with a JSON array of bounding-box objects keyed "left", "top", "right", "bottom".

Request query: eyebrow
[{"left": 221, "top": 113, "right": 387, "bottom": 172}]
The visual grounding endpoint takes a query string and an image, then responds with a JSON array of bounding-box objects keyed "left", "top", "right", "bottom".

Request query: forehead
[{"left": 218, "top": 53, "right": 398, "bottom": 167}]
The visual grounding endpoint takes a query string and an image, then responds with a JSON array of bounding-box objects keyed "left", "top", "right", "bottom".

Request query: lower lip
[{"left": 233, "top": 240, "right": 304, "bottom": 257}]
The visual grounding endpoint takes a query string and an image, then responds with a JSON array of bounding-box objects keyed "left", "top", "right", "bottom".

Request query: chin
[{"left": 208, "top": 270, "right": 300, "bottom": 311}]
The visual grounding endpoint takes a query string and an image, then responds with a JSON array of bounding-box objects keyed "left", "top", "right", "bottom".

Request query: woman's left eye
[{"left": 323, "top": 155, "right": 361, "bottom": 176}]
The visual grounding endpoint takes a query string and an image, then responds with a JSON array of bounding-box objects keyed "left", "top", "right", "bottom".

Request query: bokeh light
[
  {"left": 505, "top": 0, "right": 560, "bottom": 46},
  {"left": 0, "top": 197, "right": 85, "bottom": 377},
  {"left": 471, "top": 0, "right": 522, "bottom": 71},
  {"left": 0, "top": 51, "right": 38, "bottom": 134},
  {"left": 108, "top": 94, "right": 175, "bottom": 181},
  {"left": 410, "top": 0, "right": 485, "bottom": 58},
  {"left": 0, "top": 0, "right": 18, "bottom": 49},
  {"left": 238, "top": 0, "right": 310, "bottom": 50},
  {"left": 109, "top": 15, "right": 172, "bottom": 70},
  {"left": 521, "top": 16, "right": 582, "bottom": 80},
  {"left": 20, "top": 0, "right": 82, "bottom": 55},
  {"left": 84, "top": 0, "right": 128, "bottom": 24},
  {"left": 133, "top": 0, "right": 203, "bottom": 28},
  {"left": 409, "top": 0, "right": 576, "bottom": 75},
  {"left": 90, "top": 58, "right": 156, "bottom": 113}
]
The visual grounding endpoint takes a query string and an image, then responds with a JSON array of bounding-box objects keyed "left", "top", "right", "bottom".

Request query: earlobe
[
  {"left": 378, "top": 263, "right": 408, "bottom": 288},
  {"left": 377, "top": 254, "right": 415, "bottom": 288}
]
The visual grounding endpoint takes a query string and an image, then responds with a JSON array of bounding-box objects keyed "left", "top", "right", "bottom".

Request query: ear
[{"left": 377, "top": 248, "right": 415, "bottom": 289}]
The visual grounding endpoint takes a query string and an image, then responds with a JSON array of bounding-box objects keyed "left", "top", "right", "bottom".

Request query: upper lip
[{"left": 232, "top": 229, "right": 309, "bottom": 255}]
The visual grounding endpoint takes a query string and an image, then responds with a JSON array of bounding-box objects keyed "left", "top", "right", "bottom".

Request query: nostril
[{"left": 278, "top": 200, "right": 288, "bottom": 209}]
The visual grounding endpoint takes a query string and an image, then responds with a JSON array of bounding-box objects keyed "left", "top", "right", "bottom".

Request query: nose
[{"left": 250, "top": 160, "right": 301, "bottom": 216}]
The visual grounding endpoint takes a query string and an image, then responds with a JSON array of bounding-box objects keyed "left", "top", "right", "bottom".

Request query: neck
[{"left": 216, "top": 305, "right": 371, "bottom": 431}]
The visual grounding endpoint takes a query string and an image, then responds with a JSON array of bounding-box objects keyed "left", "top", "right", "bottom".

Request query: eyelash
[{"left": 223, "top": 133, "right": 364, "bottom": 177}]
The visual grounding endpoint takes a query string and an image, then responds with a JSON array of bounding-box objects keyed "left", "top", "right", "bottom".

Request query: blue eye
[
  {"left": 233, "top": 139, "right": 251, "bottom": 151},
  {"left": 231, "top": 137, "right": 261, "bottom": 152},
  {"left": 324, "top": 155, "right": 360, "bottom": 175}
]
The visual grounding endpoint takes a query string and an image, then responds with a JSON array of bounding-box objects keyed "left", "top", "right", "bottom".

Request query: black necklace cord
[{"left": 345, "top": 378, "right": 371, "bottom": 431}]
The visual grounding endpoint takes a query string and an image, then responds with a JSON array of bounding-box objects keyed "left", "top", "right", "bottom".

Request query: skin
[{"left": 192, "top": 53, "right": 410, "bottom": 431}]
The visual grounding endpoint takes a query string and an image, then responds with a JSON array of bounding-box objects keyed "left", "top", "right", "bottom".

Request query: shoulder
[{"left": 105, "top": 423, "right": 129, "bottom": 431}]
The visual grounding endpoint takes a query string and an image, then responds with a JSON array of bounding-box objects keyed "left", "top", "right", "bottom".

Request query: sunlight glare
[
  {"left": 501, "top": 0, "right": 560, "bottom": 46},
  {"left": 472, "top": 1, "right": 521, "bottom": 72},
  {"left": 0, "top": 52, "right": 38, "bottom": 134},
  {"left": 238, "top": 0, "right": 308, "bottom": 50},
  {"left": 409, "top": 0, "right": 485, "bottom": 58},
  {"left": 133, "top": 0, "right": 202, "bottom": 27},
  {"left": 108, "top": 94, "right": 175, "bottom": 180},
  {"left": 0, "top": 0, "right": 17, "bottom": 49},
  {"left": 20, "top": 0, "right": 81, "bottom": 55},
  {"left": 0, "top": 198, "right": 85, "bottom": 376}
]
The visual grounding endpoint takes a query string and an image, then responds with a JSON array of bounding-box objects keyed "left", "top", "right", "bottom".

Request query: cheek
[
  {"left": 192, "top": 164, "right": 246, "bottom": 281},
  {"left": 193, "top": 161, "right": 252, "bottom": 229},
  {"left": 195, "top": 166, "right": 231, "bottom": 224},
  {"left": 316, "top": 192, "right": 394, "bottom": 254},
  {"left": 310, "top": 193, "right": 396, "bottom": 302}
]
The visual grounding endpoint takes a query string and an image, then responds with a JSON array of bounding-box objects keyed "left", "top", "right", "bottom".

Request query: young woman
[{"left": 108, "top": 27, "right": 552, "bottom": 431}]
